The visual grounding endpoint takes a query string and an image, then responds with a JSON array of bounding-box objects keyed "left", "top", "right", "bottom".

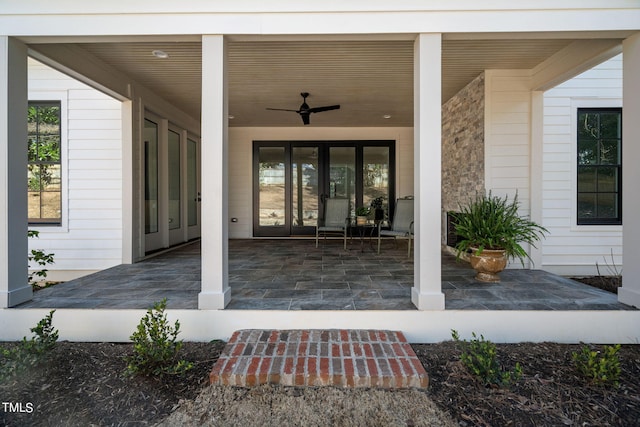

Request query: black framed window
[
  {"left": 28, "top": 101, "right": 62, "bottom": 225},
  {"left": 577, "top": 108, "right": 622, "bottom": 225}
]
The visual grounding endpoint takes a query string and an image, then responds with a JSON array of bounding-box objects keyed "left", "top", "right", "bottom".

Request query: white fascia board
[
  {"left": 1, "top": 6, "right": 639, "bottom": 37},
  {"left": 1, "top": 0, "right": 639, "bottom": 14}
]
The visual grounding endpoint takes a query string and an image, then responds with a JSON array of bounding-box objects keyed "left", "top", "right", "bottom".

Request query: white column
[
  {"left": 198, "top": 35, "right": 230, "bottom": 309},
  {"left": 0, "top": 37, "right": 30, "bottom": 307},
  {"left": 529, "top": 91, "right": 545, "bottom": 268},
  {"left": 121, "top": 99, "right": 135, "bottom": 264},
  {"left": 619, "top": 33, "right": 640, "bottom": 308},
  {"left": 412, "top": 34, "right": 446, "bottom": 310}
]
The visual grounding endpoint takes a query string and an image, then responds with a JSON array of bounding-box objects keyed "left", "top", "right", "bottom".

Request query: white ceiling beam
[{"left": 530, "top": 39, "right": 622, "bottom": 91}]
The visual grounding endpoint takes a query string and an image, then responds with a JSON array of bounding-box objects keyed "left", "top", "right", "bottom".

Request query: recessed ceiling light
[
  {"left": 383, "top": 114, "right": 392, "bottom": 119},
  {"left": 152, "top": 50, "right": 169, "bottom": 59},
  {"left": 228, "top": 115, "right": 235, "bottom": 120}
]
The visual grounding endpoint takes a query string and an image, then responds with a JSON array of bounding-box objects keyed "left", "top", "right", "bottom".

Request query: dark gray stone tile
[{"left": 290, "top": 299, "right": 355, "bottom": 310}]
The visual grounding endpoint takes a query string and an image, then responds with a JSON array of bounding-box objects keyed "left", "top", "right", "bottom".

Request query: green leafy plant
[
  {"left": 28, "top": 230, "right": 55, "bottom": 288},
  {"left": 572, "top": 343, "right": 621, "bottom": 387},
  {"left": 125, "top": 299, "right": 193, "bottom": 376},
  {"left": 1, "top": 310, "right": 59, "bottom": 381},
  {"left": 451, "top": 329, "right": 522, "bottom": 387},
  {"left": 355, "top": 206, "right": 370, "bottom": 216},
  {"left": 452, "top": 192, "right": 548, "bottom": 266}
]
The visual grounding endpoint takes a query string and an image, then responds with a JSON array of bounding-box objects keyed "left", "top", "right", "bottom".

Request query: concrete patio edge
[{"left": 1, "top": 309, "right": 639, "bottom": 344}]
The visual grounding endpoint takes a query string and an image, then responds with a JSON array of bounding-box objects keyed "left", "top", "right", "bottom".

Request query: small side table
[{"left": 350, "top": 220, "right": 378, "bottom": 252}]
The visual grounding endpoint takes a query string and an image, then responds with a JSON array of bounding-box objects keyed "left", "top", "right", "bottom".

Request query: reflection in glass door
[
  {"left": 291, "top": 146, "right": 319, "bottom": 234},
  {"left": 144, "top": 119, "right": 162, "bottom": 252},
  {"left": 328, "top": 146, "right": 356, "bottom": 218},
  {"left": 363, "top": 146, "right": 391, "bottom": 217},
  {"left": 256, "top": 146, "right": 287, "bottom": 236},
  {"left": 186, "top": 137, "right": 201, "bottom": 239}
]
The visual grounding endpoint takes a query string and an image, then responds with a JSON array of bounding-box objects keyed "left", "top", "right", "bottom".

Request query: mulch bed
[{"left": 1, "top": 340, "right": 639, "bottom": 426}]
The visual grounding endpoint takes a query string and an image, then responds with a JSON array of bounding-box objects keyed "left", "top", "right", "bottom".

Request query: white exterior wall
[
  {"left": 28, "top": 59, "right": 123, "bottom": 281},
  {"left": 228, "top": 127, "right": 414, "bottom": 239},
  {"left": 484, "top": 70, "right": 533, "bottom": 268},
  {"left": 541, "top": 55, "right": 623, "bottom": 276}
]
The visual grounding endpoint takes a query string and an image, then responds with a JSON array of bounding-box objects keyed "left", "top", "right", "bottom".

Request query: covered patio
[{"left": 18, "top": 239, "right": 633, "bottom": 312}]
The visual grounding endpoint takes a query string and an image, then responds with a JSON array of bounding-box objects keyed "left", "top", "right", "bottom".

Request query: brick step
[{"left": 210, "top": 329, "right": 429, "bottom": 388}]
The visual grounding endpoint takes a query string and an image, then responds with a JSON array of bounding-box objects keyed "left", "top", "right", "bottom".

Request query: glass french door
[
  {"left": 253, "top": 141, "right": 394, "bottom": 237},
  {"left": 144, "top": 115, "right": 201, "bottom": 253}
]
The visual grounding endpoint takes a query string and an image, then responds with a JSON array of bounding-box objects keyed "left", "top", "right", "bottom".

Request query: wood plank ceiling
[{"left": 73, "top": 38, "right": 575, "bottom": 127}]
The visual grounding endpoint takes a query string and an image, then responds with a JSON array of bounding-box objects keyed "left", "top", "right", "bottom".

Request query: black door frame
[{"left": 253, "top": 140, "right": 395, "bottom": 237}]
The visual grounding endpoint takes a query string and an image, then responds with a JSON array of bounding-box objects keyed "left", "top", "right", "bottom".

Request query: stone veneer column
[
  {"left": 0, "top": 37, "right": 31, "bottom": 307},
  {"left": 198, "top": 35, "right": 230, "bottom": 309},
  {"left": 619, "top": 33, "right": 640, "bottom": 308},
  {"left": 412, "top": 34, "right": 446, "bottom": 310}
]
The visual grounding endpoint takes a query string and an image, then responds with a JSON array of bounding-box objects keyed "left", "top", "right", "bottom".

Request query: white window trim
[
  {"left": 27, "top": 90, "right": 69, "bottom": 233},
  {"left": 570, "top": 98, "right": 623, "bottom": 233}
]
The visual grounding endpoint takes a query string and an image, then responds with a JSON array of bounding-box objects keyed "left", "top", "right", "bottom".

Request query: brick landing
[{"left": 210, "top": 329, "right": 429, "bottom": 388}]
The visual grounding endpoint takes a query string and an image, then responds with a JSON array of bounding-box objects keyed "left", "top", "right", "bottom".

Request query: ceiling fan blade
[
  {"left": 308, "top": 105, "right": 340, "bottom": 113},
  {"left": 266, "top": 108, "right": 299, "bottom": 112},
  {"left": 301, "top": 112, "right": 310, "bottom": 125}
]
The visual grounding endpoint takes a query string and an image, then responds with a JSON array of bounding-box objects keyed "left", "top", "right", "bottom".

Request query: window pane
[
  {"left": 597, "top": 167, "right": 618, "bottom": 192},
  {"left": 577, "top": 167, "right": 596, "bottom": 192},
  {"left": 577, "top": 139, "right": 597, "bottom": 165},
  {"left": 28, "top": 165, "right": 42, "bottom": 192},
  {"left": 599, "top": 139, "right": 620, "bottom": 165},
  {"left": 187, "top": 139, "right": 198, "bottom": 227},
  {"left": 168, "top": 130, "right": 181, "bottom": 230},
  {"left": 363, "top": 146, "right": 390, "bottom": 216},
  {"left": 28, "top": 192, "right": 41, "bottom": 219},
  {"left": 144, "top": 119, "right": 159, "bottom": 234},
  {"left": 258, "top": 147, "right": 286, "bottom": 226},
  {"left": 596, "top": 193, "right": 618, "bottom": 219},
  {"left": 41, "top": 191, "right": 61, "bottom": 219},
  {"left": 577, "top": 193, "right": 596, "bottom": 219},
  {"left": 329, "top": 147, "right": 356, "bottom": 217},
  {"left": 599, "top": 112, "right": 621, "bottom": 139},
  {"left": 578, "top": 111, "right": 600, "bottom": 140},
  {"left": 292, "top": 146, "right": 318, "bottom": 228},
  {"left": 41, "top": 164, "right": 61, "bottom": 191}
]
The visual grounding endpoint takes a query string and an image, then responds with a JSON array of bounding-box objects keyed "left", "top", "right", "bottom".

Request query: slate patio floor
[{"left": 18, "top": 239, "right": 634, "bottom": 311}]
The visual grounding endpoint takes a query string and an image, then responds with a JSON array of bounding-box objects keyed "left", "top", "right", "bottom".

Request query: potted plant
[
  {"left": 370, "top": 197, "right": 385, "bottom": 221},
  {"left": 452, "top": 192, "right": 548, "bottom": 282},
  {"left": 355, "top": 206, "right": 370, "bottom": 225}
]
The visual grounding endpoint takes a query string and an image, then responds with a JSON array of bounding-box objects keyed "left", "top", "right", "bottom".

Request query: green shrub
[
  {"left": 451, "top": 329, "right": 522, "bottom": 387},
  {"left": 572, "top": 343, "right": 621, "bottom": 387},
  {"left": 453, "top": 192, "right": 548, "bottom": 266},
  {"left": 1, "top": 310, "right": 59, "bottom": 381},
  {"left": 28, "top": 230, "right": 55, "bottom": 288},
  {"left": 125, "top": 299, "right": 193, "bottom": 376}
]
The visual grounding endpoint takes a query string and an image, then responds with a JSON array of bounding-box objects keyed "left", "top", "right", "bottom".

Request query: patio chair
[
  {"left": 315, "top": 198, "right": 350, "bottom": 249},
  {"left": 377, "top": 198, "right": 414, "bottom": 257}
]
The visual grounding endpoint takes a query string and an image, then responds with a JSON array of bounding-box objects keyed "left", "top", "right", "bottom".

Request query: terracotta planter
[
  {"left": 356, "top": 216, "right": 367, "bottom": 225},
  {"left": 469, "top": 248, "right": 507, "bottom": 283}
]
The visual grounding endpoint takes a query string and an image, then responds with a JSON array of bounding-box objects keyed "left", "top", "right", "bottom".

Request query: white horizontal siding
[
  {"left": 541, "top": 54, "right": 623, "bottom": 276},
  {"left": 485, "top": 70, "right": 532, "bottom": 220},
  {"left": 27, "top": 58, "right": 123, "bottom": 278}
]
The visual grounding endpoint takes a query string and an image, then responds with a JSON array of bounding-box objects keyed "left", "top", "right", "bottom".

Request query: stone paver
[{"left": 210, "top": 329, "right": 429, "bottom": 388}]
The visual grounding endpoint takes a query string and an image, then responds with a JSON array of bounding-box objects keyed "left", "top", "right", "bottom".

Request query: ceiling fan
[{"left": 266, "top": 92, "right": 340, "bottom": 125}]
